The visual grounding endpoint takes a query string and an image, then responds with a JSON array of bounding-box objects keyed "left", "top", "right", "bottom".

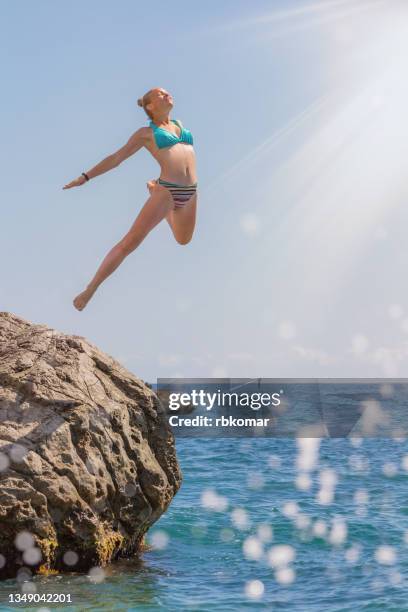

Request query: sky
[{"left": 2, "top": 0, "right": 408, "bottom": 381}]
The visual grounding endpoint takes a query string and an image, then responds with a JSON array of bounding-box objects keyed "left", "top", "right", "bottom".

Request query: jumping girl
[{"left": 63, "top": 87, "right": 198, "bottom": 311}]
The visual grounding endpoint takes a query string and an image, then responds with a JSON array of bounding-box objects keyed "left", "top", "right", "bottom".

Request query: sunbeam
[{"left": 213, "top": 0, "right": 388, "bottom": 34}]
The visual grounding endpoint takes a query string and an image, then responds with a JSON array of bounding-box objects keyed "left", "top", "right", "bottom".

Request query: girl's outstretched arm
[{"left": 62, "top": 127, "right": 148, "bottom": 189}]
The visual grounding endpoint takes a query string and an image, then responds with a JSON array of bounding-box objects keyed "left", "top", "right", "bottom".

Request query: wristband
[{"left": 82, "top": 172, "right": 90, "bottom": 181}]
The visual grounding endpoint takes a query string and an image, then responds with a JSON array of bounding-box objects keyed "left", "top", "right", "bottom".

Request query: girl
[{"left": 63, "top": 87, "right": 198, "bottom": 311}]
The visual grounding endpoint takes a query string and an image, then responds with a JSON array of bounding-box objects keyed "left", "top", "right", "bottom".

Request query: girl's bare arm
[{"left": 62, "top": 128, "right": 148, "bottom": 189}]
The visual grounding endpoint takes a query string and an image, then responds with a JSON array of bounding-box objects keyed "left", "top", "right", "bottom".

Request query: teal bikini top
[{"left": 149, "top": 118, "right": 194, "bottom": 149}]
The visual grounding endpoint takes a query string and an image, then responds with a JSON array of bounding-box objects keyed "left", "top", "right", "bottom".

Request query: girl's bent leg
[{"left": 166, "top": 193, "right": 197, "bottom": 245}]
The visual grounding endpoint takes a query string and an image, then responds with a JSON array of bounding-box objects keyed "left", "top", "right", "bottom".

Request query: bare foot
[
  {"left": 147, "top": 179, "right": 157, "bottom": 194},
  {"left": 73, "top": 286, "right": 96, "bottom": 311}
]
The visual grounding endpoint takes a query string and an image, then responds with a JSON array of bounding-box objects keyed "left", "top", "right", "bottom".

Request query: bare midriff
[{"left": 144, "top": 133, "right": 198, "bottom": 186}]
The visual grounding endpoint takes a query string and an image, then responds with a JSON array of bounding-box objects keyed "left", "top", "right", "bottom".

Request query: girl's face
[{"left": 147, "top": 88, "right": 174, "bottom": 115}]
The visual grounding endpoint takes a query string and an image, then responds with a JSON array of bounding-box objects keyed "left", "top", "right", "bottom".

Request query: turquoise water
[{"left": 1, "top": 438, "right": 408, "bottom": 611}]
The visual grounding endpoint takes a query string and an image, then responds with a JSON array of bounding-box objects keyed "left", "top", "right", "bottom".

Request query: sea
[{"left": 1, "top": 436, "right": 408, "bottom": 611}]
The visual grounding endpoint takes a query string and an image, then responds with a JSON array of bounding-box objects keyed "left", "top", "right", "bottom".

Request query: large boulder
[{"left": 0, "top": 312, "right": 182, "bottom": 581}]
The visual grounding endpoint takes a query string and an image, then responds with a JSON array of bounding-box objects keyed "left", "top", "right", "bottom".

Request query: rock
[{"left": 0, "top": 312, "right": 182, "bottom": 581}]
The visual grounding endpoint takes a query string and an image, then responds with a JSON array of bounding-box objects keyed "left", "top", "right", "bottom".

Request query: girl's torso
[{"left": 142, "top": 118, "right": 197, "bottom": 185}]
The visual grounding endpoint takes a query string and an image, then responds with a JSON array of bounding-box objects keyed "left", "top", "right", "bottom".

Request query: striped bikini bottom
[{"left": 157, "top": 178, "right": 198, "bottom": 210}]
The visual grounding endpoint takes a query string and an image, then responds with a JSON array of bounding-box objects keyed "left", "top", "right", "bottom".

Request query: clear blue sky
[{"left": 2, "top": 0, "right": 408, "bottom": 381}]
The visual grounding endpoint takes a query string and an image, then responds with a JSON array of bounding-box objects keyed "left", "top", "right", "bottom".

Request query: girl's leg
[
  {"left": 165, "top": 193, "right": 197, "bottom": 245},
  {"left": 147, "top": 179, "right": 197, "bottom": 245},
  {"left": 73, "top": 184, "right": 173, "bottom": 311}
]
